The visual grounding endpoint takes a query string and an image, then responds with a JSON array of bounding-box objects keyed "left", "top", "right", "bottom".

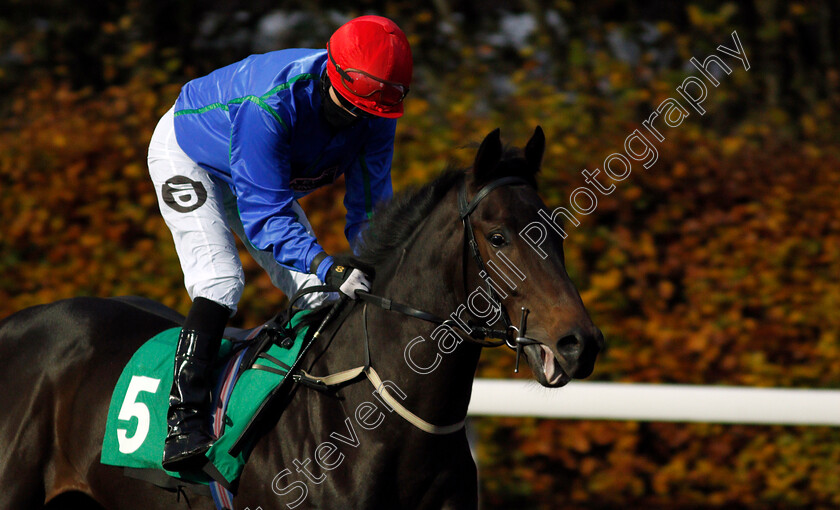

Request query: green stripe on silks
[
  {"left": 176, "top": 96, "right": 286, "bottom": 130},
  {"left": 226, "top": 95, "right": 287, "bottom": 130},
  {"left": 174, "top": 73, "right": 317, "bottom": 132},
  {"left": 101, "top": 310, "right": 313, "bottom": 487},
  {"left": 258, "top": 73, "right": 315, "bottom": 100},
  {"left": 174, "top": 102, "right": 229, "bottom": 116}
]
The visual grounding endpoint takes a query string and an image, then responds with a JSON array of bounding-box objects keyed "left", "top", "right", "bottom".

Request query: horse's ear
[
  {"left": 473, "top": 128, "right": 503, "bottom": 180},
  {"left": 524, "top": 125, "right": 545, "bottom": 174}
]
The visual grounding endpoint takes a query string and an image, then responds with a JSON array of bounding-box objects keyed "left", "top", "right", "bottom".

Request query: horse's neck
[
  {"left": 362, "top": 204, "right": 482, "bottom": 427},
  {"left": 299, "top": 190, "right": 481, "bottom": 434}
]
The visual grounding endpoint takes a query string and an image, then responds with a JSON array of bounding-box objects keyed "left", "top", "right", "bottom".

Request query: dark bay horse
[{"left": 0, "top": 127, "right": 603, "bottom": 509}]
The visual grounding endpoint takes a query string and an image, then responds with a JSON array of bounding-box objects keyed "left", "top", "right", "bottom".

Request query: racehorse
[{"left": 0, "top": 126, "right": 603, "bottom": 509}]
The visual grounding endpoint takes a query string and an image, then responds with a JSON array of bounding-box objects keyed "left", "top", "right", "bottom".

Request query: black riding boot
[{"left": 161, "top": 297, "right": 229, "bottom": 472}]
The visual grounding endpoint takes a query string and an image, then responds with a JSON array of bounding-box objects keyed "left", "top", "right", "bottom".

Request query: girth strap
[{"left": 296, "top": 365, "right": 466, "bottom": 435}]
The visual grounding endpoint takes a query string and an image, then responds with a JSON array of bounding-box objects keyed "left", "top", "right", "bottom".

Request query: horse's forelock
[
  {"left": 473, "top": 147, "right": 540, "bottom": 189},
  {"left": 472, "top": 126, "right": 542, "bottom": 188}
]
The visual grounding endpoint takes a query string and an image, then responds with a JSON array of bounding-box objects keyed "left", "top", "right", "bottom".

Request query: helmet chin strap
[{"left": 320, "top": 86, "right": 362, "bottom": 130}]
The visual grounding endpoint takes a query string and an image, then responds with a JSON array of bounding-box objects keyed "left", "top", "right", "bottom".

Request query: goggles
[{"left": 328, "top": 43, "right": 409, "bottom": 106}]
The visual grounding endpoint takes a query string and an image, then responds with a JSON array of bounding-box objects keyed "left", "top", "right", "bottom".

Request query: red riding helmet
[{"left": 326, "top": 15, "right": 413, "bottom": 118}]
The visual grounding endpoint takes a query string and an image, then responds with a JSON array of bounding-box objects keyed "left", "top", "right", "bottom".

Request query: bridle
[
  {"left": 279, "top": 175, "right": 545, "bottom": 436},
  {"left": 456, "top": 175, "right": 542, "bottom": 371},
  {"left": 347, "top": 175, "right": 542, "bottom": 369}
]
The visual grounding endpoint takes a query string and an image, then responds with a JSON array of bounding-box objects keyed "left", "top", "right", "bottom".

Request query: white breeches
[{"left": 147, "top": 106, "right": 330, "bottom": 312}]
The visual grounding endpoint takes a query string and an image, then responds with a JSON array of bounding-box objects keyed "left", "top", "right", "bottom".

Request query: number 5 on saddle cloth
[{"left": 101, "top": 308, "right": 316, "bottom": 494}]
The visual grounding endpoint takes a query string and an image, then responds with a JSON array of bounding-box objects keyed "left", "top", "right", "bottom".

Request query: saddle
[{"left": 100, "top": 305, "right": 317, "bottom": 497}]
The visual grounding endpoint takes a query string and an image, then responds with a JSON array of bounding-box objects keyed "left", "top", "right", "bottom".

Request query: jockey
[{"left": 146, "top": 15, "right": 412, "bottom": 472}]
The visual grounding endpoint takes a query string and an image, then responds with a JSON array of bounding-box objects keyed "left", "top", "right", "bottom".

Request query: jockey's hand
[{"left": 325, "top": 259, "right": 373, "bottom": 299}]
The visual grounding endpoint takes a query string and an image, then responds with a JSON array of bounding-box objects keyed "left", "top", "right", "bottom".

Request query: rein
[
  {"left": 360, "top": 175, "right": 541, "bottom": 353},
  {"left": 291, "top": 176, "right": 542, "bottom": 435}
]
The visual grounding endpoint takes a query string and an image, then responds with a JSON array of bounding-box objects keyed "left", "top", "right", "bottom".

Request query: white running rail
[{"left": 468, "top": 380, "right": 840, "bottom": 426}]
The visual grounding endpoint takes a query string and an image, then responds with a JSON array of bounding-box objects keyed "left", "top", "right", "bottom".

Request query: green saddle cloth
[{"left": 100, "top": 310, "right": 313, "bottom": 486}]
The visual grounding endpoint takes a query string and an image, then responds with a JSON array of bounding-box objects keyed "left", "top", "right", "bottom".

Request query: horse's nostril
[
  {"left": 555, "top": 328, "right": 601, "bottom": 379},
  {"left": 556, "top": 333, "right": 582, "bottom": 358}
]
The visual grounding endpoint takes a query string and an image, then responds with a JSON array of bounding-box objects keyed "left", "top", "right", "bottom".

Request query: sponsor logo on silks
[{"left": 162, "top": 176, "right": 208, "bottom": 213}]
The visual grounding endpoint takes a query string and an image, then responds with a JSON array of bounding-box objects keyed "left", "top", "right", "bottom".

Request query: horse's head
[{"left": 464, "top": 127, "right": 604, "bottom": 387}]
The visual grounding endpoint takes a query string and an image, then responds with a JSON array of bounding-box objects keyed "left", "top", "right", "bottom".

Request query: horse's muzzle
[{"left": 554, "top": 326, "right": 604, "bottom": 380}]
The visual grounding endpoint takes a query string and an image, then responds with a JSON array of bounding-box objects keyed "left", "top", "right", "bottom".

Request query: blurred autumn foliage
[{"left": 2, "top": 0, "right": 839, "bottom": 508}]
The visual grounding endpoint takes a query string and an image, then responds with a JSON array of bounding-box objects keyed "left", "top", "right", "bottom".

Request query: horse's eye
[{"left": 488, "top": 232, "right": 507, "bottom": 247}]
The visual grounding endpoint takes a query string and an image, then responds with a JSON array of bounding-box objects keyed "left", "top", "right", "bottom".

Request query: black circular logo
[{"left": 162, "top": 176, "right": 207, "bottom": 213}]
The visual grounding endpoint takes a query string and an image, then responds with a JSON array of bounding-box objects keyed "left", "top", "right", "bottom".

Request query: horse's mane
[
  {"left": 293, "top": 170, "right": 465, "bottom": 328},
  {"left": 295, "top": 145, "right": 537, "bottom": 328},
  {"left": 355, "top": 168, "right": 462, "bottom": 268},
  {"left": 356, "top": 145, "right": 538, "bottom": 268}
]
